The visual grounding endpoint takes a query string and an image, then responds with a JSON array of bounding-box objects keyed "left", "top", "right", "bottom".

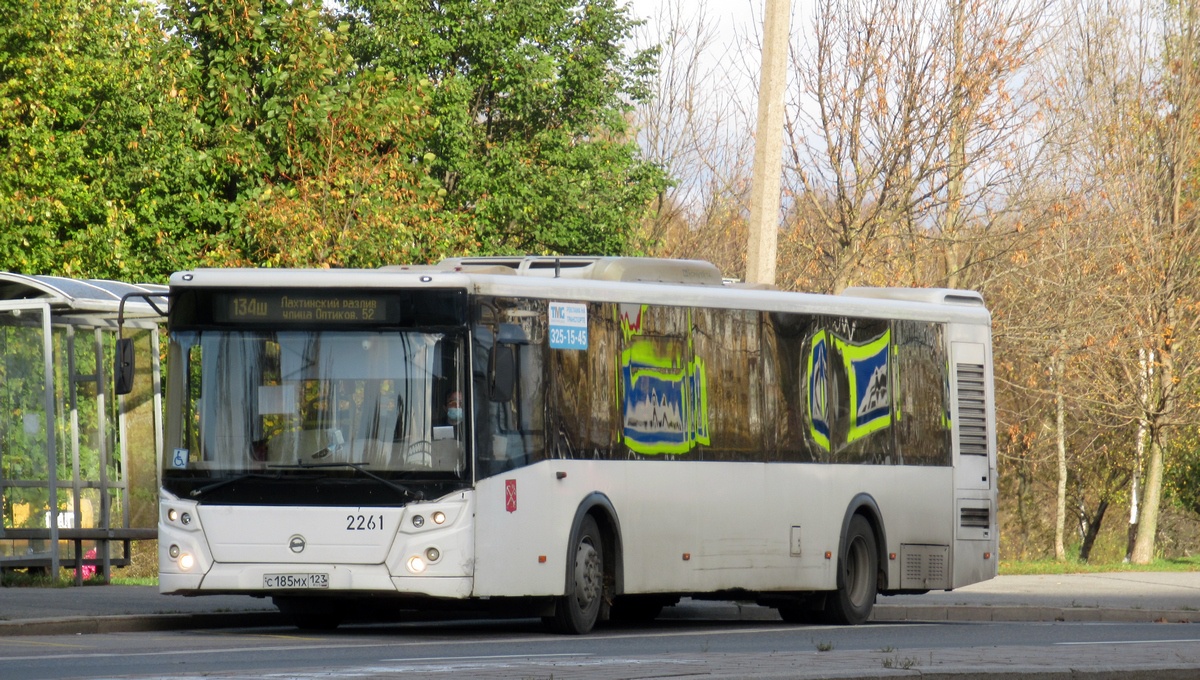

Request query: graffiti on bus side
[
  {"left": 807, "top": 331, "right": 832, "bottom": 451},
  {"left": 805, "top": 328, "right": 892, "bottom": 452},
  {"left": 619, "top": 341, "right": 709, "bottom": 455},
  {"left": 618, "top": 303, "right": 647, "bottom": 342}
]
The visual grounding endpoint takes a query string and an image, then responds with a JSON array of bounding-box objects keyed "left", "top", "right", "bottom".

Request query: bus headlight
[
  {"left": 166, "top": 508, "right": 193, "bottom": 526},
  {"left": 432, "top": 511, "right": 446, "bottom": 525},
  {"left": 179, "top": 553, "right": 195, "bottom": 571},
  {"left": 407, "top": 556, "right": 427, "bottom": 574},
  {"left": 169, "top": 544, "right": 180, "bottom": 559},
  {"left": 425, "top": 547, "right": 441, "bottom": 563}
]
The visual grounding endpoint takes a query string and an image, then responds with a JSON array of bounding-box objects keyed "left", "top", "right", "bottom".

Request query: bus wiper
[
  {"left": 190, "top": 472, "right": 283, "bottom": 498},
  {"left": 267, "top": 461, "right": 425, "bottom": 501}
]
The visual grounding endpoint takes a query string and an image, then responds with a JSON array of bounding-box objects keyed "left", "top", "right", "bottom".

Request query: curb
[
  {"left": 0, "top": 604, "right": 1193, "bottom": 638},
  {"left": 872, "top": 604, "right": 1195, "bottom": 624},
  {"left": 0, "top": 611, "right": 284, "bottom": 637}
]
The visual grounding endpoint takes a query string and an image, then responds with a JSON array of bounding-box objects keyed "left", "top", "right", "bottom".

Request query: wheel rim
[
  {"left": 844, "top": 535, "right": 871, "bottom": 607},
  {"left": 573, "top": 537, "right": 602, "bottom": 610}
]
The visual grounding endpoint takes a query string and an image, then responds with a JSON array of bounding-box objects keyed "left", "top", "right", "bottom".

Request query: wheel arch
[
  {"left": 566, "top": 492, "right": 624, "bottom": 596},
  {"left": 839, "top": 493, "right": 888, "bottom": 588}
]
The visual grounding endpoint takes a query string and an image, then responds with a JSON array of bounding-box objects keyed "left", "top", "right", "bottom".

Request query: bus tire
[
  {"left": 544, "top": 514, "right": 604, "bottom": 634},
  {"left": 823, "top": 514, "right": 878, "bottom": 625}
]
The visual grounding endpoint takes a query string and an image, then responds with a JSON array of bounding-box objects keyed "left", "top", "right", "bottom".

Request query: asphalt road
[
  {"left": 1, "top": 572, "right": 1199, "bottom": 678},
  {"left": 2, "top": 616, "right": 1199, "bottom": 679}
]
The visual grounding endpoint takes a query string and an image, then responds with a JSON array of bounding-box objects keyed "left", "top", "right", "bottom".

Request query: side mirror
[
  {"left": 489, "top": 344, "right": 515, "bottom": 402},
  {"left": 114, "top": 338, "right": 135, "bottom": 395}
]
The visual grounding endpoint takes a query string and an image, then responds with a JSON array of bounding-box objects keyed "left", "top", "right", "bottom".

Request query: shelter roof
[{"left": 0, "top": 273, "right": 167, "bottom": 321}]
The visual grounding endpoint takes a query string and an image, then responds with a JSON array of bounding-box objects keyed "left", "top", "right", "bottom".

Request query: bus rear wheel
[
  {"left": 544, "top": 514, "right": 604, "bottom": 634},
  {"left": 823, "top": 514, "right": 878, "bottom": 625}
]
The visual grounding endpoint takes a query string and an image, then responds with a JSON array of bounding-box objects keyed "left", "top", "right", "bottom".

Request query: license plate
[{"left": 263, "top": 573, "right": 329, "bottom": 589}]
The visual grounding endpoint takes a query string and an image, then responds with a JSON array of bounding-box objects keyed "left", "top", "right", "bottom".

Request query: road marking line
[
  {"left": 1057, "top": 639, "right": 1200, "bottom": 645},
  {"left": 0, "top": 622, "right": 916, "bottom": 663},
  {"left": 0, "top": 638, "right": 84, "bottom": 649},
  {"left": 383, "top": 653, "right": 590, "bottom": 662}
]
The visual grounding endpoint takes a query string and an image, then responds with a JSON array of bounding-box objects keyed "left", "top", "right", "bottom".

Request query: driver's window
[{"left": 428, "top": 339, "right": 466, "bottom": 473}]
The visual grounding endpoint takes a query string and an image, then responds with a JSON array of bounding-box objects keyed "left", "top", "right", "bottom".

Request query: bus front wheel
[
  {"left": 823, "top": 514, "right": 878, "bottom": 625},
  {"left": 544, "top": 514, "right": 604, "bottom": 634}
]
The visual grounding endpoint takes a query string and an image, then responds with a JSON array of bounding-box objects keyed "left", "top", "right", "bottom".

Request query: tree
[
  {"left": 1051, "top": 0, "right": 1200, "bottom": 564},
  {"left": 0, "top": 0, "right": 192, "bottom": 279},
  {"left": 783, "top": 0, "right": 1048, "bottom": 293},
  {"left": 236, "top": 77, "right": 477, "bottom": 268},
  {"left": 343, "top": 0, "right": 669, "bottom": 256},
  {"left": 161, "top": 0, "right": 467, "bottom": 268},
  {"left": 1120, "top": 0, "right": 1200, "bottom": 564},
  {"left": 631, "top": 0, "right": 758, "bottom": 278}
]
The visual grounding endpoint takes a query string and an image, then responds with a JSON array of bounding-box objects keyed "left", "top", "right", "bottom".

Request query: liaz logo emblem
[{"left": 289, "top": 535, "right": 306, "bottom": 553}]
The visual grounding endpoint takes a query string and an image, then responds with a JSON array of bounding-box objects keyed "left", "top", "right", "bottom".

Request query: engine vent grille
[
  {"left": 901, "top": 544, "right": 949, "bottom": 590},
  {"left": 960, "top": 506, "right": 991, "bottom": 529},
  {"left": 956, "top": 363, "right": 988, "bottom": 456}
]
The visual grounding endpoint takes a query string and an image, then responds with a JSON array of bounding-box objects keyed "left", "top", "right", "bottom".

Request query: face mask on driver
[{"left": 447, "top": 407, "right": 463, "bottom": 424}]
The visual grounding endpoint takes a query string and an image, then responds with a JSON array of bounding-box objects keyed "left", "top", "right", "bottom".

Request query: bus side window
[{"left": 894, "top": 321, "right": 950, "bottom": 466}]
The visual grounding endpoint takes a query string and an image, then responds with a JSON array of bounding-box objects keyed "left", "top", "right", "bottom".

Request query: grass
[
  {"left": 111, "top": 576, "right": 158, "bottom": 586},
  {"left": 1000, "top": 555, "right": 1200, "bottom": 575},
  {"left": 1, "top": 571, "right": 158, "bottom": 588},
  {"left": 881, "top": 656, "right": 920, "bottom": 670},
  {"left": 0, "top": 572, "right": 77, "bottom": 588}
]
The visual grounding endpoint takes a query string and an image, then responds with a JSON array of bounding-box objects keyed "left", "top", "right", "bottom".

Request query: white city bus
[{"left": 149, "top": 257, "right": 997, "bottom": 633}]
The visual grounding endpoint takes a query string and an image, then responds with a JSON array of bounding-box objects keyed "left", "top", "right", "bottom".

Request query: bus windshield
[{"left": 163, "top": 329, "right": 468, "bottom": 493}]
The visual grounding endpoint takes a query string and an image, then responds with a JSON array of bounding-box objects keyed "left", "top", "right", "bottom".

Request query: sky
[
  {"left": 623, "top": 0, "right": 773, "bottom": 114},
  {"left": 625, "top": 0, "right": 757, "bottom": 38},
  {"left": 625, "top": 0, "right": 761, "bottom": 61},
  {"left": 621, "top": 0, "right": 816, "bottom": 107}
]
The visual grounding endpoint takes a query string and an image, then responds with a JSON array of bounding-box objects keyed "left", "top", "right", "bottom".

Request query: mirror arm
[
  {"left": 117, "top": 291, "right": 168, "bottom": 339},
  {"left": 114, "top": 291, "right": 169, "bottom": 396}
]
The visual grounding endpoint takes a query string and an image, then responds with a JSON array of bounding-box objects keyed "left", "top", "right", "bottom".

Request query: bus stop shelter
[{"left": 0, "top": 274, "right": 165, "bottom": 582}]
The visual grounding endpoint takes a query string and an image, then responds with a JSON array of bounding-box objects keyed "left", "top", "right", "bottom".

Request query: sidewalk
[{"left": 1, "top": 572, "right": 1197, "bottom": 636}]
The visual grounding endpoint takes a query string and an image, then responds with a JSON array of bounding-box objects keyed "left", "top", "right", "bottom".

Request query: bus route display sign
[{"left": 213, "top": 293, "right": 399, "bottom": 325}]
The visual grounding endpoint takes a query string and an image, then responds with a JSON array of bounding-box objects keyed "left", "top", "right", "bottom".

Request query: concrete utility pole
[{"left": 745, "top": 0, "right": 790, "bottom": 286}]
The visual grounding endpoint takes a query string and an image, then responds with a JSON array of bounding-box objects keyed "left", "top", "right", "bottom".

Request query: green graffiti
[{"left": 619, "top": 341, "right": 709, "bottom": 455}]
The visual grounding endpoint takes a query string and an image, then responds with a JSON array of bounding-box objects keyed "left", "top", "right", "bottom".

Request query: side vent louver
[
  {"left": 956, "top": 363, "right": 988, "bottom": 456},
  {"left": 960, "top": 506, "right": 990, "bottom": 529}
]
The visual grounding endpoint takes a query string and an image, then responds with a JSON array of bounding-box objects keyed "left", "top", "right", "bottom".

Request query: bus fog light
[
  {"left": 169, "top": 544, "right": 180, "bottom": 559},
  {"left": 407, "top": 556, "right": 427, "bottom": 573},
  {"left": 432, "top": 511, "right": 446, "bottom": 525},
  {"left": 425, "top": 547, "right": 441, "bottom": 562},
  {"left": 179, "top": 553, "right": 195, "bottom": 571}
]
